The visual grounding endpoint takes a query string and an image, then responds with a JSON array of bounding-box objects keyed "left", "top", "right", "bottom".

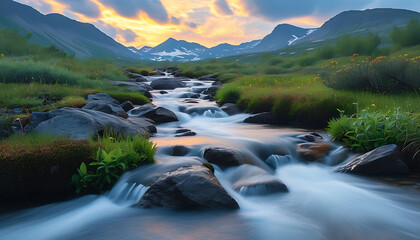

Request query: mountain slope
[
  {"left": 0, "top": 0, "right": 139, "bottom": 59},
  {"left": 300, "top": 8, "right": 420, "bottom": 43},
  {"left": 252, "top": 24, "right": 313, "bottom": 52}
]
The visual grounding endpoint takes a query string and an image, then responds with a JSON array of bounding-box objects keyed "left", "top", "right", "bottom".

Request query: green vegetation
[
  {"left": 391, "top": 18, "right": 420, "bottom": 47},
  {"left": 175, "top": 29, "right": 419, "bottom": 165},
  {"left": 72, "top": 130, "right": 156, "bottom": 194},
  {"left": 0, "top": 129, "right": 156, "bottom": 200},
  {"left": 328, "top": 107, "right": 419, "bottom": 169},
  {"left": 323, "top": 55, "right": 420, "bottom": 93},
  {"left": 0, "top": 133, "right": 95, "bottom": 201}
]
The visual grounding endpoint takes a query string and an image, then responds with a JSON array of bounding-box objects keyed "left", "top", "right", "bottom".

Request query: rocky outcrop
[
  {"left": 31, "top": 107, "right": 155, "bottom": 140},
  {"left": 82, "top": 93, "right": 127, "bottom": 118},
  {"left": 150, "top": 78, "right": 186, "bottom": 90},
  {"left": 244, "top": 112, "right": 277, "bottom": 124},
  {"left": 198, "top": 74, "right": 219, "bottom": 81},
  {"left": 336, "top": 144, "right": 409, "bottom": 176},
  {"left": 297, "top": 143, "right": 332, "bottom": 162},
  {"left": 130, "top": 104, "right": 178, "bottom": 124},
  {"left": 137, "top": 165, "right": 239, "bottom": 209},
  {"left": 204, "top": 147, "right": 244, "bottom": 167},
  {"left": 221, "top": 103, "right": 241, "bottom": 115}
]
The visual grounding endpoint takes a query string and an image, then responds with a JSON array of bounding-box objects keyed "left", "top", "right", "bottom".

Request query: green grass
[
  {"left": 106, "top": 91, "right": 150, "bottom": 105},
  {"left": 0, "top": 59, "right": 83, "bottom": 85}
]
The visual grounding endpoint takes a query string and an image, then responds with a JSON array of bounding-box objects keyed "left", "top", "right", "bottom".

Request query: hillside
[{"left": 0, "top": 0, "right": 139, "bottom": 59}]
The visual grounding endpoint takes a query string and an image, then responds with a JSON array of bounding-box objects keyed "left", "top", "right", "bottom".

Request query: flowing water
[{"left": 1, "top": 74, "right": 420, "bottom": 240}]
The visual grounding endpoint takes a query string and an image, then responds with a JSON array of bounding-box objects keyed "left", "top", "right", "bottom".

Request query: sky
[{"left": 14, "top": 0, "right": 420, "bottom": 48}]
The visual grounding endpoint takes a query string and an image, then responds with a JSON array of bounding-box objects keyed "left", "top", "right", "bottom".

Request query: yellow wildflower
[{"left": 371, "top": 104, "right": 376, "bottom": 107}]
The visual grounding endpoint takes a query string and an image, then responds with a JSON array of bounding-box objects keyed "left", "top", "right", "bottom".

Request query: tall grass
[{"left": 0, "top": 59, "right": 83, "bottom": 85}]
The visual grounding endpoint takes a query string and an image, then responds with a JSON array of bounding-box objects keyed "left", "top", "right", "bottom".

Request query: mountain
[
  {"left": 130, "top": 38, "right": 261, "bottom": 62},
  {"left": 252, "top": 24, "right": 314, "bottom": 52},
  {"left": 297, "top": 8, "right": 420, "bottom": 44},
  {"left": 0, "top": 0, "right": 140, "bottom": 59}
]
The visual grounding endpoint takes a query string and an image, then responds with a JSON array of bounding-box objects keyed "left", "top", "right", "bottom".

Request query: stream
[{"left": 1, "top": 74, "right": 420, "bottom": 240}]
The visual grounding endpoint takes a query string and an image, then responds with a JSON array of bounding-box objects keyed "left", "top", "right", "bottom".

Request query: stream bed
[{"left": 1, "top": 75, "right": 420, "bottom": 240}]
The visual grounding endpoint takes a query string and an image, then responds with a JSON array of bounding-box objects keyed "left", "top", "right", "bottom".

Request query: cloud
[
  {"left": 57, "top": 0, "right": 101, "bottom": 18},
  {"left": 119, "top": 28, "right": 138, "bottom": 42},
  {"left": 99, "top": 0, "right": 169, "bottom": 23},
  {"left": 239, "top": 0, "right": 372, "bottom": 21},
  {"left": 214, "top": 0, "right": 233, "bottom": 15},
  {"left": 185, "top": 22, "right": 198, "bottom": 29},
  {"left": 171, "top": 16, "right": 180, "bottom": 25}
]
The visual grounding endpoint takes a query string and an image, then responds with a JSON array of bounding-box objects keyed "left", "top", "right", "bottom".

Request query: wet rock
[
  {"left": 244, "top": 112, "right": 277, "bottom": 124},
  {"left": 185, "top": 100, "right": 199, "bottom": 104},
  {"left": 179, "top": 93, "right": 200, "bottom": 99},
  {"left": 191, "top": 87, "right": 207, "bottom": 93},
  {"left": 131, "top": 105, "right": 178, "bottom": 124},
  {"left": 202, "top": 86, "right": 221, "bottom": 98},
  {"left": 176, "top": 128, "right": 192, "bottom": 134},
  {"left": 228, "top": 165, "right": 288, "bottom": 196},
  {"left": 297, "top": 132, "right": 323, "bottom": 142},
  {"left": 137, "top": 165, "right": 239, "bottom": 209},
  {"left": 204, "top": 147, "right": 243, "bottom": 167},
  {"left": 128, "top": 117, "right": 157, "bottom": 134},
  {"left": 120, "top": 101, "right": 135, "bottom": 112},
  {"left": 82, "top": 93, "right": 127, "bottom": 118},
  {"left": 297, "top": 143, "right": 332, "bottom": 162},
  {"left": 150, "top": 78, "right": 186, "bottom": 90},
  {"left": 221, "top": 103, "right": 241, "bottom": 115},
  {"left": 193, "top": 82, "right": 204, "bottom": 86},
  {"left": 170, "top": 145, "right": 190, "bottom": 156},
  {"left": 31, "top": 108, "right": 155, "bottom": 140},
  {"left": 160, "top": 91, "right": 168, "bottom": 94},
  {"left": 336, "top": 144, "right": 409, "bottom": 176},
  {"left": 175, "top": 131, "right": 196, "bottom": 137}
]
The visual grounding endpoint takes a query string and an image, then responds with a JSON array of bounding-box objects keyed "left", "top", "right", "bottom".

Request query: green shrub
[
  {"left": 328, "top": 106, "right": 419, "bottom": 153},
  {"left": 323, "top": 55, "right": 420, "bottom": 93},
  {"left": 391, "top": 18, "right": 420, "bottom": 47},
  {"left": 72, "top": 131, "right": 156, "bottom": 194},
  {"left": 0, "top": 134, "right": 96, "bottom": 201}
]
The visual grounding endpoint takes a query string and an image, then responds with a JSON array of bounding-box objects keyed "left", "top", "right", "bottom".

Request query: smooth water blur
[{"left": 1, "top": 75, "right": 419, "bottom": 240}]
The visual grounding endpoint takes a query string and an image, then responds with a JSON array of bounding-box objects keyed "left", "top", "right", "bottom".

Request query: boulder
[
  {"left": 126, "top": 72, "right": 147, "bottom": 82},
  {"left": 228, "top": 165, "right": 288, "bottom": 196},
  {"left": 82, "top": 93, "right": 127, "bottom": 118},
  {"left": 160, "top": 91, "right": 168, "bottom": 94},
  {"left": 244, "top": 112, "right": 277, "bottom": 124},
  {"left": 297, "top": 143, "right": 332, "bottom": 162},
  {"left": 336, "top": 144, "right": 409, "bottom": 176},
  {"left": 203, "top": 147, "right": 243, "bottom": 167},
  {"left": 150, "top": 78, "right": 186, "bottom": 90},
  {"left": 202, "top": 86, "right": 221, "bottom": 98},
  {"left": 137, "top": 165, "right": 239, "bottom": 209},
  {"left": 31, "top": 108, "right": 155, "bottom": 140},
  {"left": 221, "top": 103, "right": 241, "bottom": 115},
  {"left": 120, "top": 101, "right": 135, "bottom": 112},
  {"left": 170, "top": 145, "right": 190, "bottom": 156},
  {"left": 131, "top": 105, "right": 178, "bottom": 124}
]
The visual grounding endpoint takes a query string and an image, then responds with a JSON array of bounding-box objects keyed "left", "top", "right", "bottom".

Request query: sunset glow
[{"left": 14, "top": 0, "right": 420, "bottom": 48}]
